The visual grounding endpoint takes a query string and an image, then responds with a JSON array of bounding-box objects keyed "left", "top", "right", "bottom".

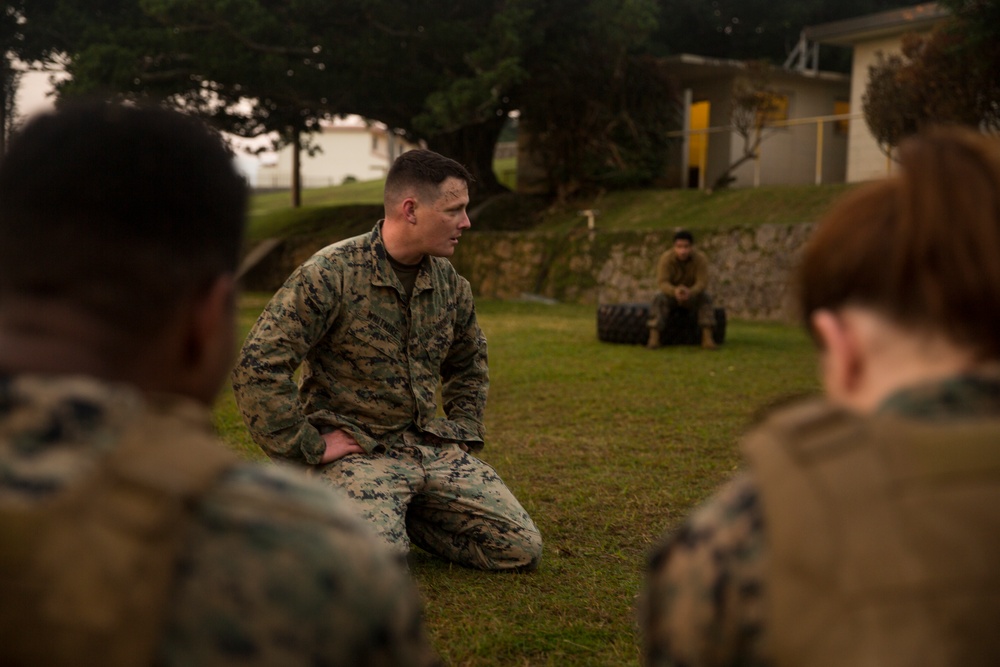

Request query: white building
[
  {"left": 664, "top": 54, "right": 851, "bottom": 190},
  {"left": 792, "top": 3, "right": 949, "bottom": 182},
  {"left": 10, "top": 69, "right": 413, "bottom": 190},
  {"left": 256, "top": 115, "right": 422, "bottom": 190}
]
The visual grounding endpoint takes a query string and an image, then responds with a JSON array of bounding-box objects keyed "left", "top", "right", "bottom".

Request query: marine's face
[
  {"left": 673, "top": 239, "right": 693, "bottom": 261},
  {"left": 415, "top": 176, "right": 471, "bottom": 258}
]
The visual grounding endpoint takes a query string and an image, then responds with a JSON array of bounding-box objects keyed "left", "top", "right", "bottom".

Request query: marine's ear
[
  {"left": 401, "top": 197, "right": 418, "bottom": 225},
  {"left": 179, "top": 273, "right": 237, "bottom": 405},
  {"left": 811, "top": 309, "right": 864, "bottom": 408}
]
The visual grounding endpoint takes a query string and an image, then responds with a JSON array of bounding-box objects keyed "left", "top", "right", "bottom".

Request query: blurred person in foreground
[
  {"left": 640, "top": 126, "right": 1000, "bottom": 667},
  {"left": 0, "top": 101, "right": 440, "bottom": 667},
  {"left": 231, "top": 149, "right": 542, "bottom": 571}
]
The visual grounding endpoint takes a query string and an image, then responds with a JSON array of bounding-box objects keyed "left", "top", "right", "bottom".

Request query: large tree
[
  {"left": 863, "top": 2, "right": 1000, "bottom": 152},
  {"left": 19, "top": 0, "right": 355, "bottom": 207},
  {"left": 316, "top": 0, "right": 533, "bottom": 200},
  {"left": 22, "top": 0, "right": 678, "bottom": 205},
  {"left": 515, "top": 0, "right": 678, "bottom": 200},
  {"left": 20, "top": 0, "right": 531, "bottom": 204}
]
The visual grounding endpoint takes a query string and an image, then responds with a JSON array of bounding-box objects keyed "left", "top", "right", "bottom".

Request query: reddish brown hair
[{"left": 796, "top": 126, "right": 1000, "bottom": 360}]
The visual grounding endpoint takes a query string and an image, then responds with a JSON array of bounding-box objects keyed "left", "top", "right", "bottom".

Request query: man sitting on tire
[{"left": 647, "top": 230, "right": 716, "bottom": 350}]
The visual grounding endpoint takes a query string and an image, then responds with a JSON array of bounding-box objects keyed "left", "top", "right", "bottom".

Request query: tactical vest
[
  {"left": 743, "top": 399, "right": 1000, "bottom": 667},
  {"left": 0, "top": 400, "right": 238, "bottom": 667}
]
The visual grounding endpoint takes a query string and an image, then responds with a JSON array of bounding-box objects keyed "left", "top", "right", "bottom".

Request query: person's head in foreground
[
  {"left": 0, "top": 100, "right": 246, "bottom": 401},
  {"left": 798, "top": 125, "right": 1000, "bottom": 407}
]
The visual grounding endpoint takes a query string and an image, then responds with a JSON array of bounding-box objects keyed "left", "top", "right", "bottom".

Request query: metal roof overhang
[
  {"left": 804, "top": 2, "right": 948, "bottom": 46},
  {"left": 659, "top": 54, "right": 849, "bottom": 85}
]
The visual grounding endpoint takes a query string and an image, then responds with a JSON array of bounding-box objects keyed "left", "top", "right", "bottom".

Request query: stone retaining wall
[
  {"left": 244, "top": 222, "right": 817, "bottom": 322},
  {"left": 449, "top": 222, "right": 816, "bottom": 321}
]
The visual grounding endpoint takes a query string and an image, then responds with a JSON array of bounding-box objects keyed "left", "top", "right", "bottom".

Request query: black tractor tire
[
  {"left": 660, "top": 306, "right": 727, "bottom": 345},
  {"left": 596, "top": 303, "right": 651, "bottom": 345},
  {"left": 712, "top": 307, "right": 727, "bottom": 345},
  {"left": 596, "top": 303, "right": 727, "bottom": 346}
]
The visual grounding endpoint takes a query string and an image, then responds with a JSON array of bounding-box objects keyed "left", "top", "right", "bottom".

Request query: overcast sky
[{"left": 15, "top": 70, "right": 59, "bottom": 121}]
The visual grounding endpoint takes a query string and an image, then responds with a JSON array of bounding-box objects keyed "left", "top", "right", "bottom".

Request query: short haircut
[
  {"left": 673, "top": 230, "right": 694, "bottom": 244},
  {"left": 383, "top": 149, "right": 473, "bottom": 211},
  {"left": 796, "top": 126, "right": 1000, "bottom": 360},
  {"left": 0, "top": 101, "right": 247, "bottom": 337}
]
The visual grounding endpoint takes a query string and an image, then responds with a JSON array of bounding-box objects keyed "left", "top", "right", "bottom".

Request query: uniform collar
[
  {"left": 368, "top": 221, "right": 434, "bottom": 295},
  {"left": 877, "top": 371, "right": 1000, "bottom": 421}
]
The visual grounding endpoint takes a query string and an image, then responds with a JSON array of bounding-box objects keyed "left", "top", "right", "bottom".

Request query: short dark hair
[
  {"left": 0, "top": 101, "right": 247, "bottom": 336},
  {"left": 384, "top": 149, "right": 473, "bottom": 208},
  {"left": 796, "top": 126, "right": 1000, "bottom": 360},
  {"left": 673, "top": 230, "right": 694, "bottom": 243}
]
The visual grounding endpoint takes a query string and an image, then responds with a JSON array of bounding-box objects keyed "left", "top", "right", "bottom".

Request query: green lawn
[{"left": 214, "top": 296, "right": 820, "bottom": 666}]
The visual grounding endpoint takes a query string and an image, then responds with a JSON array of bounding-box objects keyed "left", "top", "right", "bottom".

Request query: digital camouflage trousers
[{"left": 316, "top": 439, "right": 542, "bottom": 571}]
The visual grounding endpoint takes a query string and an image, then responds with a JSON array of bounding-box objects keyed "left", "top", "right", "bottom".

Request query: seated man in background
[
  {"left": 648, "top": 229, "right": 716, "bottom": 350},
  {"left": 641, "top": 126, "right": 1000, "bottom": 667},
  {"left": 0, "top": 102, "right": 439, "bottom": 667}
]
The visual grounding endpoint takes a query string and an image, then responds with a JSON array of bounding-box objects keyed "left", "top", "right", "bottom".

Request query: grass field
[{"left": 214, "top": 295, "right": 821, "bottom": 666}]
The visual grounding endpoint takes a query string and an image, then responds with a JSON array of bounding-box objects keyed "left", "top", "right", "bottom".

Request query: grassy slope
[
  {"left": 245, "top": 161, "right": 856, "bottom": 244},
  {"left": 529, "top": 182, "right": 856, "bottom": 234},
  {"left": 215, "top": 297, "right": 820, "bottom": 666}
]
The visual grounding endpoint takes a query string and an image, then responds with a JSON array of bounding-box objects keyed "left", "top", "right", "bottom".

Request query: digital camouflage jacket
[
  {"left": 0, "top": 374, "right": 441, "bottom": 667},
  {"left": 232, "top": 222, "right": 489, "bottom": 465}
]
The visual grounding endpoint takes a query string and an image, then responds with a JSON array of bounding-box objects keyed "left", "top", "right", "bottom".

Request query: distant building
[
  {"left": 790, "top": 2, "right": 949, "bottom": 182},
  {"left": 513, "top": 53, "right": 851, "bottom": 194},
  {"left": 663, "top": 54, "right": 851, "bottom": 190},
  {"left": 256, "top": 115, "right": 422, "bottom": 190}
]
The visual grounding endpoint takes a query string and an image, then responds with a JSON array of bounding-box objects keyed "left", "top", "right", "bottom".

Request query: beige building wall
[
  {"left": 846, "top": 35, "right": 905, "bottom": 182},
  {"left": 261, "top": 119, "right": 417, "bottom": 189},
  {"left": 730, "top": 75, "right": 850, "bottom": 187},
  {"left": 843, "top": 27, "right": 939, "bottom": 182}
]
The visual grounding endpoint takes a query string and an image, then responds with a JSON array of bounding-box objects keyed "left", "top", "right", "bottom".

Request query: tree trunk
[
  {"left": 0, "top": 57, "right": 11, "bottom": 157},
  {"left": 291, "top": 131, "right": 302, "bottom": 208},
  {"left": 425, "top": 115, "right": 509, "bottom": 206},
  {"left": 711, "top": 131, "right": 764, "bottom": 191}
]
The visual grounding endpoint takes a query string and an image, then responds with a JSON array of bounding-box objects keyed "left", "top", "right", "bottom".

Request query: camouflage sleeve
[
  {"left": 231, "top": 258, "right": 339, "bottom": 464},
  {"left": 640, "top": 472, "right": 771, "bottom": 667},
  {"left": 439, "top": 277, "right": 489, "bottom": 449},
  {"left": 162, "top": 463, "right": 442, "bottom": 667}
]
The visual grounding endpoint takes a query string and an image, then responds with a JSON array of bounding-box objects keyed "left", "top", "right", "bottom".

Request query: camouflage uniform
[
  {"left": 641, "top": 373, "right": 1000, "bottom": 667},
  {"left": 0, "top": 374, "right": 441, "bottom": 667},
  {"left": 232, "top": 222, "right": 542, "bottom": 569},
  {"left": 650, "top": 248, "right": 715, "bottom": 331}
]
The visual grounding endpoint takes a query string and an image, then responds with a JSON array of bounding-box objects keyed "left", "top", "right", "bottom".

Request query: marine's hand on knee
[{"left": 320, "top": 429, "right": 364, "bottom": 463}]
